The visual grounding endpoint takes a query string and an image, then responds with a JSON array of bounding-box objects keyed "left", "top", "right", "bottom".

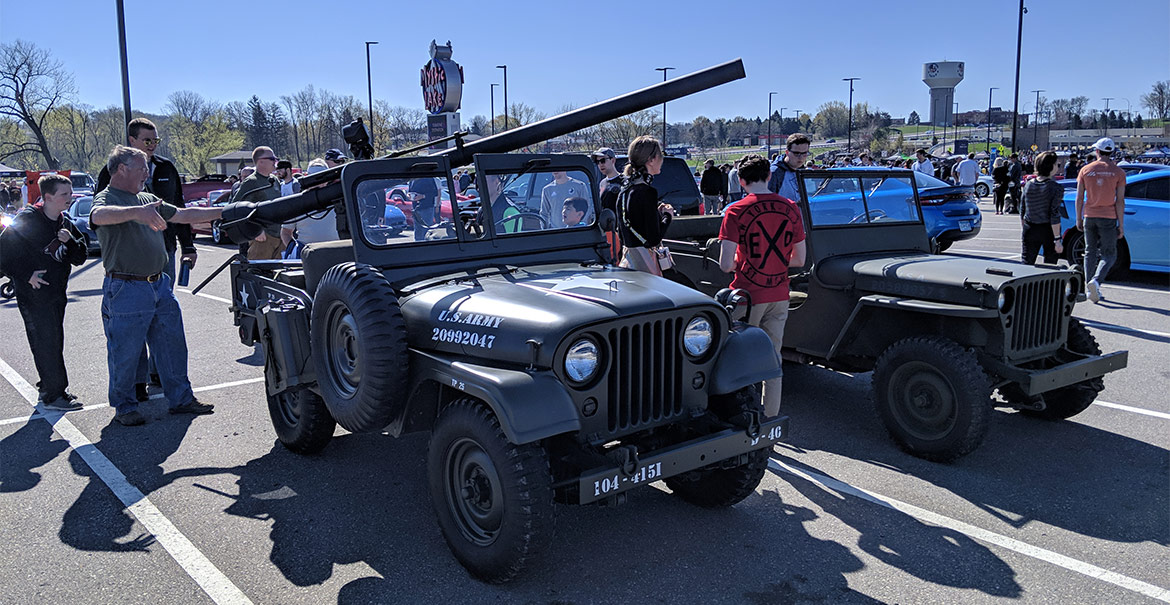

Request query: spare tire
[{"left": 310, "top": 262, "right": 408, "bottom": 432}]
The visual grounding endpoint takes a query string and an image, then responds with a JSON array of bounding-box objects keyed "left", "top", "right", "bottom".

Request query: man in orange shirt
[{"left": 1075, "top": 137, "right": 1127, "bottom": 303}]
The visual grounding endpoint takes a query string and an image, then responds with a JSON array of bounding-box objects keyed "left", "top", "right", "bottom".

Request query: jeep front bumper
[
  {"left": 576, "top": 415, "right": 788, "bottom": 505},
  {"left": 981, "top": 350, "right": 1129, "bottom": 396}
]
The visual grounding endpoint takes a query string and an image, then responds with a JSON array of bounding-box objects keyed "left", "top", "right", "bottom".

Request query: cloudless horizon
[{"left": 2, "top": 0, "right": 1168, "bottom": 126}]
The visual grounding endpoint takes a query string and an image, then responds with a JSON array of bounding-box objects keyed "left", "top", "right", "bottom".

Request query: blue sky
[{"left": 2, "top": 0, "right": 1167, "bottom": 123}]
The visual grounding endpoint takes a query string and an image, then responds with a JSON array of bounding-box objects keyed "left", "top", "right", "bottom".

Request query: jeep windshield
[
  {"left": 801, "top": 173, "right": 922, "bottom": 228},
  {"left": 478, "top": 167, "right": 597, "bottom": 236}
]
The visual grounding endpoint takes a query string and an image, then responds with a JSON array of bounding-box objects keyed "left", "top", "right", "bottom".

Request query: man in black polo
[{"left": 91, "top": 146, "right": 224, "bottom": 426}]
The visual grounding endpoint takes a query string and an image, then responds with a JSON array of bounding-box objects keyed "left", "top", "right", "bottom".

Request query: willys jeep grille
[
  {"left": 1008, "top": 277, "right": 1067, "bottom": 355},
  {"left": 605, "top": 318, "right": 685, "bottom": 432}
]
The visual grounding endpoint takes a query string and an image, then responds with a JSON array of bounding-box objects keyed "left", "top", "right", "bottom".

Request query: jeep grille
[
  {"left": 605, "top": 318, "right": 685, "bottom": 432},
  {"left": 1007, "top": 277, "right": 1068, "bottom": 357}
]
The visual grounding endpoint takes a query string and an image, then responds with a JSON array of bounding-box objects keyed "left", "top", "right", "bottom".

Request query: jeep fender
[
  {"left": 709, "top": 324, "right": 783, "bottom": 395},
  {"left": 412, "top": 350, "right": 581, "bottom": 444},
  {"left": 828, "top": 295, "right": 999, "bottom": 360}
]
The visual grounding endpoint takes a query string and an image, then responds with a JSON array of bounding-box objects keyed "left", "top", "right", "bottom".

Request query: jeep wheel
[
  {"left": 310, "top": 262, "right": 408, "bottom": 432},
  {"left": 665, "top": 384, "right": 770, "bottom": 507},
  {"left": 428, "top": 399, "right": 554, "bottom": 583},
  {"left": 873, "top": 337, "right": 991, "bottom": 462},
  {"left": 1020, "top": 318, "right": 1104, "bottom": 420},
  {"left": 266, "top": 386, "right": 336, "bottom": 454}
]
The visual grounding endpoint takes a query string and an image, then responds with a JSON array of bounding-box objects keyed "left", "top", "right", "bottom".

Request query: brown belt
[{"left": 106, "top": 271, "right": 162, "bottom": 283}]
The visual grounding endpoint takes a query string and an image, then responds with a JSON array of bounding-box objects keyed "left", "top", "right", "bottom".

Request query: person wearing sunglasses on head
[
  {"left": 230, "top": 146, "right": 284, "bottom": 260},
  {"left": 765, "top": 133, "right": 811, "bottom": 204}
]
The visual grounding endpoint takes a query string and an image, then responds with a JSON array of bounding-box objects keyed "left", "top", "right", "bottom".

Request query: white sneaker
[{"left": 1086, "top": 280, "right": 1101, "bottom": 303}]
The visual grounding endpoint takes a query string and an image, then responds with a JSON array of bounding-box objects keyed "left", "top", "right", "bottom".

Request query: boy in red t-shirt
[{"left": 717, "top": 154, "right": 807, "bottom": 417}]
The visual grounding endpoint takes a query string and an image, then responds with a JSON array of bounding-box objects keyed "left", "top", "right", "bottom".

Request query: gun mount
[{"left": 218, "top": 58, "right": 746, "bottom": 243}]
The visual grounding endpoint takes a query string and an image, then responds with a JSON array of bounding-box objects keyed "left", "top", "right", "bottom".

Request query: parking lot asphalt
[{"left": 1, "top": 205, "right": 1167, "bottom": 604}]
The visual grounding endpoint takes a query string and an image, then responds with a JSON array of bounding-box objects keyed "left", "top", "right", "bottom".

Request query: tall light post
[
  {"left": 1010, "top": 0, "right": 1026, "bottom": 153},
  {"left": 766, "top": 93, "right": 778, "bottom": 159},
  {"left": 496, "top": 65, "right": 508, "bottom": 131},
  {"left": 365, "top": 41, "right": 379, "bottom": 142},
  {"left": 987, "top": 87, "right": 998, "bottom": 154},
  {"left": 953, "top": 101, "right": 960, "bottom": 154},
  {"left": 843, "top": 77, "right": 859, "bottom": 153},
  {"left": 1031, "top": 89, "right": 1044, "bottom": 151},
  {"left": 490, "top": 83, "right": 498, "bottom": 135},
  {"left": 1122, "top": 97, "right": 1133, "bottom": 138},
  {"left": 656, "top": 67, "right": 675, "bottom": 146},
  {"left": 1102, "top": 97, "right": 1114, "bottom": 136},
  {"left": 115, "top": 0, "right": 132, "bottom": 131}
]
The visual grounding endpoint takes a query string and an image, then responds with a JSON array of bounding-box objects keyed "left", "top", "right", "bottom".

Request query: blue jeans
[
  {"left": 413, "top": 206, "right": 436, "bottom": 241},
  {"left": 142, "top": 249, "right": 178, "bottom": 379},
  {"left": 101, "top": 274, "right": 194, "bottom": 414},
  {"left": 1083, "top": 217, "right": 1118, "bottom": 284}
]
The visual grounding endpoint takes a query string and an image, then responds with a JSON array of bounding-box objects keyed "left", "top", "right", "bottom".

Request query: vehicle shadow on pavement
[
  {"left": 0, "top": 414, "right": 70, "bottom": 493},
  {"left": 217, "top": 432, "right": 881, "bottom": 603},
  {"left": 781, "top": 362, "right": 1170, "bottom": 548},
  {"left": 57, "top": 412, "right": 197, "bottom": 552}
]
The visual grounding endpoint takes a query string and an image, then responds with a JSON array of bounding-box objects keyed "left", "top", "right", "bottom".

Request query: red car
[{"left": 385, "top": 180, "right": 475, "bottom": 226}]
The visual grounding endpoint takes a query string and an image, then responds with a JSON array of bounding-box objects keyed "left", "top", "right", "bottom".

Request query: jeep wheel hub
[
  {"left": 445, "top": 438, "right": 504, "bottom": 546},
  {"left": 889, "top": 361, "right": 958, "bottom": 440}
]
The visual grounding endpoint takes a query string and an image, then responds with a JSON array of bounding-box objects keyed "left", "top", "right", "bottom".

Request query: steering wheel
[
  {"left": 848, "top": 208, "right": 888, "bottom": 224},
  {"left": 495, "top": 211, "right": 551, "bottom": 232}
]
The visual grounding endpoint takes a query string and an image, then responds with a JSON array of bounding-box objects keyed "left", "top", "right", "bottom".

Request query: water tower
[{"left": 922, "top": 61, "right": 964, "bottom": 126}]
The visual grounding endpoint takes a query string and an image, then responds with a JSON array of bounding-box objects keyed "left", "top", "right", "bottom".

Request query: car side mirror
[{"left": 598, "top": 208, "right": 616, "bottom": 231}]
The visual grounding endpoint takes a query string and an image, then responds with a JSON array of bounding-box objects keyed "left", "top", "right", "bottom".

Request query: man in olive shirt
[
  {"left": 232, "top": 146, "right": 283, "bottom": 259},
  {"left": 91, "top": 146, "right": 225, "bottom": 426}
]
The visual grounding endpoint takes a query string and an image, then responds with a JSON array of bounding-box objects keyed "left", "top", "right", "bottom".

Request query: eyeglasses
[
  {"left": 594, "top": 157, "right": 609, "bottom": 164},
  {"left": 259, "top": 156, "right": 278, "bottom": 162},
  {"left": 138, "top": 137, "right": 161, "bottom": 145},
  {"left": 789, "top": 150, "right": 810, "bottom": 157}
]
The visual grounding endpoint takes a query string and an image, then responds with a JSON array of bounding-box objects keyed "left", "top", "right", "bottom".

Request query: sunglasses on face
[
  {"left": 259, "top": 156, "right": 278, "bottom": 162},
  {"left": 789, "top": 150, "right": 810, "bottom": 157},
  {"left": 594, "top": 157, "right": 609, "bottom": 164},
  {"left": 138, "top": 137, "right": 161, "bottom": 145}
]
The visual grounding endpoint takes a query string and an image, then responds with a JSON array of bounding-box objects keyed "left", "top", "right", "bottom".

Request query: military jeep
[
  {"left": 213, "top": 61, "right": 790, "bottom": 583},
  {"left": 666, "top": 169, "right": 1128, "bottom": 462}
]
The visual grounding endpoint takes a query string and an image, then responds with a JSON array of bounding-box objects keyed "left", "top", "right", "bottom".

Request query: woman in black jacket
[
  {"left": 618, "top": 136, "right": 673, "bottom": 276},
  {"left": 991, "top": 157, "right": 1010, "bottom": 215}
]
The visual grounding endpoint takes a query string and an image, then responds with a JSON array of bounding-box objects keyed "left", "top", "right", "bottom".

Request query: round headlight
[
  {"left": 997, "top": 291, "right": 1006, "bottom": 310},
  {"left": 684, "top": 316, "right": 713, "bottom": 357},
  {"left": 565, "top": 339, "right": 599, "bottom": 383},
  {"left": 1066, "top": 279, "right": 1076, "bottom": 301},
  {"left": 998, "top": 287, "right": 1014, "bottom": 313}
]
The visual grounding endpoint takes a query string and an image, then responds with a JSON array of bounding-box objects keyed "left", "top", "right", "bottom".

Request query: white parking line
[
  {"left": 1079, "top": 318, "right": 1170, "bottom": 339},
  {"left": 0, "top": 357, "right": 254, "bottom": 605},
  {"left": 947, "top": 249, "right": 1019, "bottom": 259},
  {"left": 769, "top": 459, "right": 1170, "bottom": 603},
  {"left": 1095, "top": 400, "right": 1170, "bottom": 420},
  {"left": 0, "top": 377, "right": 265, "bottom": 427},
  {"left": 176, "top": 288, "right": 233, "bottom": 305}
]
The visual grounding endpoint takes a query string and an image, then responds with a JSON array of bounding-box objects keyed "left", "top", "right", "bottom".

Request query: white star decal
[
  {"left": 535, "top": 274, "right": 626, "bottom": 295},
  {"left": 238, "top": 283, "right": 251, "bottom": 307}
]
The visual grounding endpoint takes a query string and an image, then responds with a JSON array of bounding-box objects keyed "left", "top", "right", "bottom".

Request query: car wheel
[
  {"left": 428, "top": 399, "right": 554, "bottom": 583},
  {"left": 211, "top": 220, "right": 225, "bottom": 245},
  {"left": 873, "top": 336, "right": 991, "bottom": 462},
  {"left": 975, "top": 183, "right": 989, "bottom": 198},
  {"left": 1063, "top": 230, "right": 1129, "bottom": 278},
  {"left": 0, "top": 280, "right": 14, "bottom": 300},
  {"left": 266, "top": 386, "right": 336, "bottom": 454},
  {"left": 1019, "top": 318, "right": 1104, "bottom": 420},
  {"left": 665, "top": 384, "right": 769, "bottom": 508},
  {"left": 310, "top": 262, "right": 408, "bottom": 432}
]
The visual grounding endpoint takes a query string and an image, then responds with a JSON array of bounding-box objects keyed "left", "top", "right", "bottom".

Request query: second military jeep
[{"left": 666, "top": 169, "right": 1128, "bottom": 462}]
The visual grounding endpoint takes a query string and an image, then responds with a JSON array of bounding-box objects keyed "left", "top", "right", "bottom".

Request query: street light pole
[
  {"left": 496, "top": 65, "right": 508, "bottom": 131},
  {"left": 766, "top": 93, "right": 778, "bottom": 159},
  {"left": 987, "top": 87, "right": 998, "bottom": 154},
  {"left": 365, "top": 41, "right": 378, "bottom": 143},
  {"left": 1122, "top": 97, "right": 1132, "bottom": 138},
  {"left": 843, "top": 77, "right": 859, "bottom": 154},
  {"left": 490, "top": 83, "right": 498, "bottom": 135},
  {"left": 115, "top": 0, "right": 132, "bottom": 133},
  {"left": 953, "top": 100, "right": 959, "bottom": 154},
  {"left": 656, "top": 67, "right": 674, "bottom": 146},
  {"left": 1010, "top": 0, "right": 1026, "bottom": 153},
  {"left": 1102, "top": 97, "right": 1113, "bottom": 136},
  {"left": 1031, "top": 89, "right": 1044, "bottom": 151}
]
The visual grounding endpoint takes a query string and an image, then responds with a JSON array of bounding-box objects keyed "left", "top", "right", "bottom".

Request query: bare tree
[
  {"left": 0, "top": 40, "right": 76, "bottom": 168},
  {"left": 1142, "top": 80, "right": 1169, "bottom": 122}
]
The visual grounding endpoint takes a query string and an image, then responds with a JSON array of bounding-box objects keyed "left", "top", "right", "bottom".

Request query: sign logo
[
  {"left": 420, "top": 40, "right": 464, "bottom": 115},
  {"left": 927, "top": 63, "right": 939, "bottom": 78}
]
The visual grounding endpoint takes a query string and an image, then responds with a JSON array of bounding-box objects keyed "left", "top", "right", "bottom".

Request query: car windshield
[
  {"left": 356, "top": 174, "right": 459, "bottom": 247},
  {"left": 480, "top": 168, "right": 596, "bottom": 236},
  {"left": 72, "top": 197, "right": 93, "bottom": 217},
  {"left": 802, "top": 175, "right": 920, "bottom": 227},
  {"left": 69, "top": 174, "right": 92, "bottom": 189},
  {"left": 616, "top": 158, "right": 699, "bottom": 210}
]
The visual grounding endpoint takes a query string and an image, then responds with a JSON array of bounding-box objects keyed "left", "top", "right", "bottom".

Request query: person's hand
[
  {"left": 1118, "top": 223, "right": 1125, "bottom": 239},
  {"left": 138, "top": 201, "right": 167, "bottom": 231},
  {"left": 255, "top": 231, "right": 267, "bottom": 242},
  {"left": 1075, "top": 220, "right": 1084, "bottom": 232},
  {"left": 180, "top": 252, "right": 197, "bottom": 268},
  {"left": 1054, "top": 240, "right": 1064, "bottom": 253},
  {"left": 28, "top": 269, "right": 47, "bottom": 289},
  {"left": 57, "top": 229, "right": 71, "bottom": 243}
]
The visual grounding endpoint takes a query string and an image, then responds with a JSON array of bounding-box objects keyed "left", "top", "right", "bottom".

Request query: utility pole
[
  {"left": 497, "top": 65, "right": 508, "bottom": 131},
  {"left": 1010, "top": 0, "right": 1026, "bottom": 153},
  {"left": 656, "top": 67, "right": 675, "bottom": 146},
  {"left": 843, "top": 77, "right": 860, "bottom": 153},
  {"left": 490, "top": 83, "right": 498, "bottom": 135},
  {"left": 1102, "top": 97, "right": 1114, "bottom": 136},
  {"left": 987, "top": 87, "right": 998, "bottom": 154},
  {"left": 766, "top": 93, "right": 778, "bottom": 159},
  {"left": 1031, "top": 89, "right": 1044, "bottom": 151},
  {"left": 115, "top": 0, "right": 132, "bottom": 134},
  {"left": 365, "top": 41, "right": 378, "bottom": 142}
]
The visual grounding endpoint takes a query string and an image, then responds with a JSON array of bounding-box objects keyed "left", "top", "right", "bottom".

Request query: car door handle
[{"left": 1124, "top": 210, "right": 1136, "bottom": 215}]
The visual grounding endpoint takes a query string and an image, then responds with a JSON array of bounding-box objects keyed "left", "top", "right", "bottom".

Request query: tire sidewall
[{"left": 266, "top": 387, "right": 336, "bottom": 454}]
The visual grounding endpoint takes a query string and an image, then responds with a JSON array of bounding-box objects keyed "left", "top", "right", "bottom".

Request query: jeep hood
[{"left": 399, "top": 264, "right": 719, "bottom": 366}]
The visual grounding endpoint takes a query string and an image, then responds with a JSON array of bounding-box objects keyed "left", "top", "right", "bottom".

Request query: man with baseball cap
[
  {"left": 324, "top": 148, "right": 348, "bottom": 168},
  {"left": 1075, "top": 137, "right": 1126, "bottom": 303}
]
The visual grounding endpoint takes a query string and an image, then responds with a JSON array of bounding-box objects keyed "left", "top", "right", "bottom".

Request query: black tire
[
  {"left": 428, "top": 399, "right": 554, "bottom": 583},
  {"left": 266, "top": 387, "right": 336, "bottom": 454},
  {"left": 211, "top": 220, "right": 226, "bottom": 245},
  {"left": 665, "top": 384, "right": 769, "bottom": 507},
  {"left": 310, "top": 262, "right": 408, "bottom": 432},
  {"left": 936, "top": 239, "right": 953, "bottom": 252},
  {"left": 873, "top": 337, "right": 991, "bottom": 462},
  {"left": 1020, "top": 318, "right": 1103, "bottom": 420},
  {"left": 0, "top": 280, "right": 14, "bottom": 300},
  {"left": 1065, "top": 230, "right": 1129, "bottom": 278}
]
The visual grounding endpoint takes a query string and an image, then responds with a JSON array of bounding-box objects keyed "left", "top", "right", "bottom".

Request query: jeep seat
[{"left": 302, "top": 240, "right": 355, "bottom": 294}]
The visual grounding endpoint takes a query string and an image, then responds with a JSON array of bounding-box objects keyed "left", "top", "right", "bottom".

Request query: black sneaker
[
  {"left": 43, "top": 396, "right": 83, "bottom": 412},
  {"left": 169, "top": 399, "right": 214, "bottom": 415},
  {"left": 113, "top": 410, "right": 146, "bottom": 426},
  {"left": 135, "top": 383, "right": 149, "bottom": 402}
]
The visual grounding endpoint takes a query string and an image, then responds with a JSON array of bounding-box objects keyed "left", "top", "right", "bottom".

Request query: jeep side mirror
[{"left": 598, "top": 208, "right": 616, "bottom": 232}]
